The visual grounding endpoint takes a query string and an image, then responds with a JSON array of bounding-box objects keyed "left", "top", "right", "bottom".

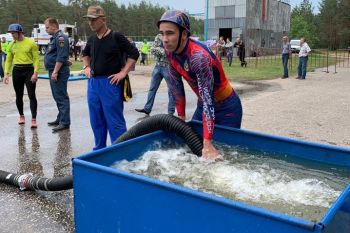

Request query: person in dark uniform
[
  {"left": 233, "top": 37, "right": 247, "bottom": 67},
  {"left": 44, "top": 18, "right": 71, "bottom": 133},
  {"left": 82, "top": 5, "right": 139, "bottom": 150}
]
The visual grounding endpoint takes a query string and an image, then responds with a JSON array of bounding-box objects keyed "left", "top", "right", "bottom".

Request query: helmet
[
  {"left": 8, "top": 24, "right": 24, "bottom": 33},
  {"left": 157, "top": 10, "right": 190, "bottom": 35}
]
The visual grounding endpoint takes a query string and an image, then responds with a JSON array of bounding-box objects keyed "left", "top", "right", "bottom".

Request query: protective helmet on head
[
  {"left": 8, "top": 24, "right": 24, "bottom": 33},
  {"left": 157, "top": 10, "right": 190, "bottom": 35}
]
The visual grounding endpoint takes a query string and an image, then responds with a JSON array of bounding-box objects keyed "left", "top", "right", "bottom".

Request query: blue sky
[{"left": 59, "top": 0, "right": 321, "bottom": 14}]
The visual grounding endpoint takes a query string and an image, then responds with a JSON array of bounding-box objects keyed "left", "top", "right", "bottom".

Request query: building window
[{"left": 215, "top": 6, "right": 235, "bottom": 19}]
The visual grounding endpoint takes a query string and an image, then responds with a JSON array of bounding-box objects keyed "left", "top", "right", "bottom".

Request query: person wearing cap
[
  {"left": 82, "top": 5, "right": 139, "bottom": 150},
  {"left": 281, "top": 36, "right": 291, "bottom": 79},
  {"left": 4, "top": 24, "right": 39, "bottom": 128},
  {"left": 158, "top": 10, "right": 243, "bottom": 161},
  {"left": 44, "top": 17, "right": 71, "bottom": 133}
]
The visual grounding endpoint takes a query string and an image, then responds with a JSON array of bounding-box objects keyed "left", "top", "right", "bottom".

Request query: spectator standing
[
  {"left": 135, "top": 34, "right": 175, "bottom": 115},
  {"left": 82, "top": 5, "right": 139, "bottom": 150},
  {"left": 72, "top": 38, "right": 82, "bottom": 61},
  {"left": 140, "top": 39, "right": 150, "bottom": 65},
  {"left": 281, "top": 36, "right": 291, "bottom": 79},
  {"left": 1, "top": 37, "right": 10, "bottom": 81},
  {"left": 225, "top": 38, "right": 234, "bottom": 66},
  {"left": 44, "top": 17, "right": 71, "bottom": 132},
  {"left": 216, "top": 36, "right": 225, "bottom": 62},
  {"left": 4, "top": 24, "right": 39, "bottom": 128},
  {"left": 1, "top": 37, "right": 10, "bottom": 62},
  {"left": 0, "top": 42, "right": 3, "bottom": 81},
  {"left": 297, "top": 37, "right": 311, "bottom": 80},
  {"left": 234, "top": 37, "right": 247, "bottom": 67}
]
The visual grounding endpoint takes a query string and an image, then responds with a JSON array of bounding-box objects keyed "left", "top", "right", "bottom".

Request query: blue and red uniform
[{"left": 167, "top": 38, "right": 243, "bottom": 140}]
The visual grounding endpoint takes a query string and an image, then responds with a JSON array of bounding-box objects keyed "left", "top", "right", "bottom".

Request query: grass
[{"left": 222, "top": 54, "right": 338, "bottom": 81}]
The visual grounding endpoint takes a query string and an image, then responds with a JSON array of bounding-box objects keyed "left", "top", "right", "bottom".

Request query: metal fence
[
  {"left": 138, "top": 45, "right": 350, "bottom": 70},
  {"left": 245, "top": 48, "right": 350, "bottom": 72}
]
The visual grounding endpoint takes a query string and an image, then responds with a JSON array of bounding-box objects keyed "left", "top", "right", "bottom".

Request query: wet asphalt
[{"left": 0, "top": 75, "right": 201, "bottom": 233}]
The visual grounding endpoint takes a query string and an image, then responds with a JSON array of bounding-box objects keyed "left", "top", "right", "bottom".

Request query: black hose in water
[
  {"left": 0, "top": 114, "right": 202, "bottom": 191},
  {"left": 115, "top": 114, "right": 203, "bottom": 156}
]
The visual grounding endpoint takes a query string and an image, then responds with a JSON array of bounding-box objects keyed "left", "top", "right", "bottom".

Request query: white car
[{"left": 290, "top": 39, "right": 301, "bottom": 53}]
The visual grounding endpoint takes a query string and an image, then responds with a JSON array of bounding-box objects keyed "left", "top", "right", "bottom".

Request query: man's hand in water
[{"left": 202, "top": 139, "right": 223, "bottom": 161}]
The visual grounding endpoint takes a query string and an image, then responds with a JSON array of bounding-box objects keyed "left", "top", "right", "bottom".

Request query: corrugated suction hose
[{"left": 115, "top": 114, "right": 203, "bottom": 156}]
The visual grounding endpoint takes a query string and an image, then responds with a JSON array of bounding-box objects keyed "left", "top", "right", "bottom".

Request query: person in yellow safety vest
[
  {"left": 0, "top": 42, "right": 3, "bottom": 80},
  {"left": 140, "top": 38, "right": 150, "bottom": 65},
  {"left": 1, "top": 37, "right": 10, "bottom": 81},
  {"left": 1, "top": 37, "right": 10, "bottom": 61}
]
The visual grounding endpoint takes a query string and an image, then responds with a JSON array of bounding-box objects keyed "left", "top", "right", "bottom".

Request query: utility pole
[{"left": 205, "top": 0, "right": 209, "bottom": 40}]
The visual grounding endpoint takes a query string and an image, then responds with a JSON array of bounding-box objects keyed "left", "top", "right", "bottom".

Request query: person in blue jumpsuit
[{"left": 44, "top": 18, "right": 71, "bottom": 133}]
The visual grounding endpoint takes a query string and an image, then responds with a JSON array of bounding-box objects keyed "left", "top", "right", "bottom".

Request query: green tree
[
  {"left": 290, "top": 0, "right": 319, "bottom": 47},
  {"left": 0, "top": 0, "right": 204, "bottom": 42},
  {"left": 338, "top": 0, "right": 350, "bottom": 47},
  {"left": 318, "top": 0, "right": 340, "bottom": 49}
]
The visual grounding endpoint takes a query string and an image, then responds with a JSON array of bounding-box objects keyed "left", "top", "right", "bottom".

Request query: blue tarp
[{"left": 38, "top": 73, "right": 87, "bottom": 81}]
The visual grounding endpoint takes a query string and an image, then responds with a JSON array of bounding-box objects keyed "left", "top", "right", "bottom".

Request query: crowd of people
[{"left": 0, "top": 5, "right": 312, "bottom": 160}]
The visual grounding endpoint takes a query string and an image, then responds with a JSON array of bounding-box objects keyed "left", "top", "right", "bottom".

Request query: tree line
[
  {"left": 0, "top": 0, "right": 204, "bottom": 41},
  {"left": 290, "top": 0, "right": 350, "bottom": 49},
  {"left": 1, "top": 0, "right": 348, "bottom": 49}
]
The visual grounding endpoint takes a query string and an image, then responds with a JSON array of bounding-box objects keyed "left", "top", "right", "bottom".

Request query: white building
[{"left": 206, "top": 0, "right": 291, "bottom": 54}]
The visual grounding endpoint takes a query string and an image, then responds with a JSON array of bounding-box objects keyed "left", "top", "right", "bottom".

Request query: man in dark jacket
[{"left": 233, "top": 37, "right": 247, "bottom": 67}]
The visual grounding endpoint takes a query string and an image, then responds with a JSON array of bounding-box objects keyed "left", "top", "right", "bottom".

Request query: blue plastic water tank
[{"left": 73, "top": 121, "right": 350, "bottom": 233}]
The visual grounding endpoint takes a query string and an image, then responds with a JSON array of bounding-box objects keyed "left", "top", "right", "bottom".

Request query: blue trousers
[
  {"left": 282, "top": 53, "right": 289, "bottom": 77},
  {"left": 298, "top": 56, "right": 308, "bottom": 79},
  {"left": 227, "top": 53, "right": 233, "bottom": 66},
  {"left": 192, "top": 92, "right": 243, "bottom": 129},
  {"left": 144, "top": 64, "right": 175, "bottom": 114},
  {"left": 88, "top": 77, "right": 126, "bottom": 150},
  {"left": 49, "top": 66, "right": 70, "bottom": 125}
]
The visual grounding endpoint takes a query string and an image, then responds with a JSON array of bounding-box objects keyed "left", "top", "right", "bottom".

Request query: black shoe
[
  {"left": 282, "top": 76, "right": 289, "bottom": 79},
  {"left": 48, "top": 120, "right": 59, "bottom": 126},
  {"left": 52, "top": 124, "right": 70, "bottom": 133},
  {"left": 135, "top": 108, "right": 150, "bottom": 115}
]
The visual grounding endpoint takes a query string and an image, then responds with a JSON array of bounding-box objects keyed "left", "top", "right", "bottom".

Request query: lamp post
[{"left": 205, "top": 0, "right": 209, "bottom": 40}]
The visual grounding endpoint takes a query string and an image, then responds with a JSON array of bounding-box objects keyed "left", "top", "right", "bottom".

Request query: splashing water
[{"left": 113, "top": 145, "right": 350, "bottom": 221}]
